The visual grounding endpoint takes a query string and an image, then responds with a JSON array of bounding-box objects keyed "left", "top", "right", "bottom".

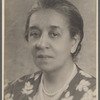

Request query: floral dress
[{"left": 4, "top": 66, "right": 96, "bottom": 100}]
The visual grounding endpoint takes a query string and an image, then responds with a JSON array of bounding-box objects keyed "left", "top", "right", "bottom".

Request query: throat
[{"left": 42, "top": 64, "right": 77, "bottom": 94}]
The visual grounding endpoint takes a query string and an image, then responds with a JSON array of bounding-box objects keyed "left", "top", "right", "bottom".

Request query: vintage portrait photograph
[{"left": 3, "top": 0, "right": 98, "bottom": 100}]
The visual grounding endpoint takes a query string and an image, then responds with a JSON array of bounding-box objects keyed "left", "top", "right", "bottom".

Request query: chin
[
  {"left": 37, "top": 65, "right": 51, "bottom": 72},
  {"left": 36, "top": 64, "right": 60, "bottom": 73},
  {"left": 35, "top": 64, "right": 53, "bottom": 72}
]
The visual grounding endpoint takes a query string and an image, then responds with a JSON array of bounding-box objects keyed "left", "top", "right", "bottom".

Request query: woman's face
[{"left": 28, "top": 9, "right": 74, "bottom": 72}]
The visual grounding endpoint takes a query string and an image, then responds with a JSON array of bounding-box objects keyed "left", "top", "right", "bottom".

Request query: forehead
[{"left": 29, "top": 9, "right": 70, "bottom": 29}]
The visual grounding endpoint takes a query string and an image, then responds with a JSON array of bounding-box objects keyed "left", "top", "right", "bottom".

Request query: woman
[{"left": 4, "top": 0, "right": 96, "bottom": 100}]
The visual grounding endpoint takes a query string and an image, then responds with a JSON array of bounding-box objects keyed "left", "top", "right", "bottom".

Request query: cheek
[
  {"left": 28, "top": 42, "right": 36, "bottom": 56},
  {"left": 58, "top": 46, "right": 71, "bottom": 56},
  {"left": 53, "top": 40, "right": 72, "bottom": 55}
]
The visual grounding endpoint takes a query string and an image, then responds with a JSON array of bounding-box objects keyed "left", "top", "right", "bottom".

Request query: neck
[{"left": 42, "top": 60, "right": 76, "bottom": 93}]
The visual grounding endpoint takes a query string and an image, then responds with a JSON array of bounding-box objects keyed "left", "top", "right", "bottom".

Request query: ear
[{"left": 71, "top": 34, "right": 80, "bottom": 54}]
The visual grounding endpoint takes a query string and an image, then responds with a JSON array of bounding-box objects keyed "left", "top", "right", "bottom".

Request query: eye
[
  {"left": 49, "top": 31, "right": 60, "bottom": 38},
  {"left": 29, "top": 30, "right": 41, "bottom": 38}
]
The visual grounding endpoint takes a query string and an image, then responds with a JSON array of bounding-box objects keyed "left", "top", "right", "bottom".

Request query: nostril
[
  {"left": 34, "top": 33, "right": 50, "bottom": 49},
  {"left": 35, "top": 39, "right": 49, "bottom": 49},
  {"left": 35, "top": 42, "right": 41, "bottom": 49}
]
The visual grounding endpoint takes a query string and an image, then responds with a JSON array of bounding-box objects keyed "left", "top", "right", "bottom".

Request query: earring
[{"left": 71, "top": 46, "right": 76, "bottom": 54}]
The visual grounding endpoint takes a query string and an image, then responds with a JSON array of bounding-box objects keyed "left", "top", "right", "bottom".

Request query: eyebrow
[
  {"left": 28, "top": 25, "right": 61, "bottom": 31},
  {"left": 29, "top": 26, "right": 41, "bottom": 31},
  {"left": 50, "top": 26, "right": 60, "bottom": 30}
]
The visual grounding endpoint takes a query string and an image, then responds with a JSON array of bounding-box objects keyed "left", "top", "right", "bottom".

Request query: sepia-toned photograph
[{"left": 3, "top": 0, "right": 97, "bottom": 100}]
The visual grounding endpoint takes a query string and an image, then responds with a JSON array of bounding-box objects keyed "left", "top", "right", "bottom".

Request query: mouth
[{"left": 37, "top": 54, "right": 53, "bottom": 58}]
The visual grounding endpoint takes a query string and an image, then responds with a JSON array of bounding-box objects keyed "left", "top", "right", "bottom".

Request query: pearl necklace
[{"left": 41, "top": 64, "right": 77, "bottom": 97}]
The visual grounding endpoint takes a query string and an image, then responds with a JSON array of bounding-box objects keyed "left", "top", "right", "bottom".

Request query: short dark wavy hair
[{"left": 25, "top": 0, "right": 84, "bottom": 58}]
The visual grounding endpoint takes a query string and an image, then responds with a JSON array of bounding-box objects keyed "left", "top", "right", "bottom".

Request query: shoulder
[
  {"left": 63, "top": 66, "right": 96, "bottom": 100},
  {"left": 78, "top": 69, "right": 96, "bottom": 89},
  {"left": 73, "top": 68, "right": 96, "bottom": 100},
  {"left": 69, "top": 66, "right": 96, "bottom": 91},
  {"left": 4, "top": 71, "right": 42, "bottom": 100},
  {"left": 76, "top": 69, "right": 96, "bottom": 90}
]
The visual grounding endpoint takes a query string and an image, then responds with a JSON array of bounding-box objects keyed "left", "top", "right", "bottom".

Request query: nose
[{"left": 35, "top": 34, "right": 49, "bottom": 49}]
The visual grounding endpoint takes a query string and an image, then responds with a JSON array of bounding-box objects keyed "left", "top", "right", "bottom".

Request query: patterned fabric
[{"left": 4, "top": 66, "right": 96, "bottom": 100}]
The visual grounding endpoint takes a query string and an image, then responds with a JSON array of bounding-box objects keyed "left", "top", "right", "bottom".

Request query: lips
[{"left": 37, "top": 54, "right": 53, "bottom": 58}]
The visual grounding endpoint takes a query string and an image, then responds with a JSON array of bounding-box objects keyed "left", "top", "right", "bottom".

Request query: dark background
[
  {"left": 4, "top": 0, "right": 96, "bottom": 82},
  {"left": 98, "top": 0, "right": 100, "bottom": 100},
  {"left": 0, "top": 0, "right": 2, "bottom": 99}
]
